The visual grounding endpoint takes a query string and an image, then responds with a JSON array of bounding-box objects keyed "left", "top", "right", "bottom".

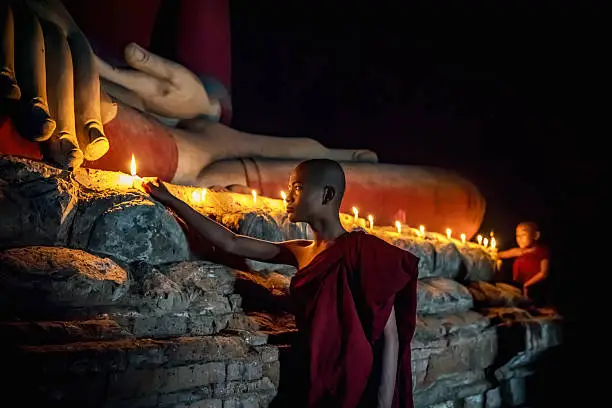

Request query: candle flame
[
  {"left": 446, "top": 228, "right": 452, "bottom": 239},
  {"left": 368, "top": 214, "right": 374, "bottom": 229},
  {"left": 191, "top": 190, "right": 200, "bottom": 202},
  {"left": 490, "top": 237, "right": 496, "bottom": 250},
  {"left": 483, "top": 237, "right": 489, "bottom": 247},
  {"left": 395, "top": 220, "right": 402, "bottom": 234},
  {"left": 280, "top": 191, "right": 287, "bottom": 200},
  {"left": 477, "top": 234, "right": 483, "bottom": 245},
  {"left": 130, "top": 154, "right": 137, "bottom": 177},
  {"left": 202, "top": 188, "right": 207, "bottom": 201},
  {"left": 251, "top": 189, "right": 257, "bottom": 203},
  {"left": 419, "top": 225, "right": 425, "bottom": 236},
  {"left": 460, "top": 233, "right": 466, "bottom": 244}
]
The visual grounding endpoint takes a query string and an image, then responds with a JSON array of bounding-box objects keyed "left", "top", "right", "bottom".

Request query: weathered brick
[
  {"left": 107, "top": 368, "right": 165, "bottom": 399},
  {"left": 187, "top": 314, "right": 231, "bottom": 335},
  {"left": 157, "top": 387, "right": 213, "bottom": 406},
  {"left": 225, "top": 359, "right": 262, "bottom": 382},
  {"left": 188, "top": 399, "right": 223, "bottom": 408},
  {"left": 224, "top": 329, "right": 268, "bottom": 346},
  {"left": 263, "top": 361, "right": 280, "bottom": 388},
  {"left": 213, "top": 378, "right": 275, "bottom": 398},
  {"left": 228, "top": 294, "right": 242, "bottom": 311},
  {"left": 160, "top": 362, "right": 227, "bottom": 394},
  {"left": 127, "top": 342, "right": 168, "bottom": 368},
  {"left": 253, "top": 345, "right": 278, "bottom": 363},
  {"left": 166, "top": 336, "right": 249, "bottom": 365},
  {"left": 113, "top": 312, "right": 188, "bottom": 338}
]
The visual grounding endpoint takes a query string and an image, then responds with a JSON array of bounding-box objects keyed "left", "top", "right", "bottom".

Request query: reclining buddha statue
[{"left": 0, "top": 0, "right": 486, "bottom": 237}]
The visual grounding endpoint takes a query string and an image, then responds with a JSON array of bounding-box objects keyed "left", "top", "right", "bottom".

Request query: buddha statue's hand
[
  {"left": 95, "top": 43, "right": 221, "bottom": 121},
  {"left": 1, "top": 0, "right": 115, "bottom": 169}
]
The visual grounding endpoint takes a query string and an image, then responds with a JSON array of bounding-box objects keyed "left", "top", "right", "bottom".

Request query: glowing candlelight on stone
[
  {"left": 483, "top": 237, "right": 489, "bottom": 248},
  {"left": 460, "top": 233, "right": 466, "bottom": 244},
  {"left": 280, "top": 191, "right": 287, "bottom": 206},
  {"left": 395, "top": 221, "right": 402, "bottom": 234},
  {"left": 446, "top": 228, "right": 452, "bottom": 239},
  {"left": 368, "top": 214, "right": 374, "bottom": 230},
  {"left": 352, "top": 206, "right": 359, "bottom": 223},
  {"left": 191, "top": 190, "right": 200, "bottom": 202},
  {"left": 419, "top": 225, "right": 425, "bottom": 236},
  {"left": 251, "top": 189, "right": 257, "bottom": 203},
  {"left": 477, "top": 234, "right": 483, "bottom": 245}
]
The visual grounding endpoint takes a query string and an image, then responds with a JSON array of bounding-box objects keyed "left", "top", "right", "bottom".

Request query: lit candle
[
  {"left": 191, "top": 190, "right": 201, "bottom": 202},
  {"left": 201, "top": 188, "right": 207, "bottom": 201},
  {"left": 490, "top": 237, "right": 497, "bottom": 250},
  {"left": 252, "top": 189, "right": 257, "bottom": 203},
  {"left": 446, "top": 228, "right": 452, "bottom": 239},
  {"left": 395, "top": 220, "right": 402, "bottom": 234},
  {"left": 368, "top": 214, "right": 374, "bottom": 230},
  {"left": 419, "top": 225, "right": 425, "bottom": 236},
  {"left": 352, "top": 206, "right": 359, "bottom": 222},
  {"left": 280, "top": 191, "right": 287, "bottom": 206},
  {"left": 483, "top": 237, "right": 489, "bottom": 248},
  {"left": 130, "top": 154, "right": 137, "bottom": 178},
  {"left": 477, "top": 234, "right": 483, "bottom": 245},
  {"left": 460, "top": 233, "right": 466, "bottom": 244},
  {"left": 129, "top": 154, "right": 141, "bottom": 188}
]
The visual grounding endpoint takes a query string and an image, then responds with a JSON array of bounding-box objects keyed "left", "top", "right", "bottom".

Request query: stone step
[
  {"left": 0, "top": 318, "right": 133, "bottom": 346},
  {"left": 4, "top": 333, "right": 280, "bottom": 407}
]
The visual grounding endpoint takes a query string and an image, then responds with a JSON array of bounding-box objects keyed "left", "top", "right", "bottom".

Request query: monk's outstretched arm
[
  {"left": 143, "top": 180, "right": 298, "bottom": 266},
  {"left": 497, "top": 247, "right": 535, "bottom": 259},
  {"left": 378, "top": 306, "right": 399, "bottom": 408}
]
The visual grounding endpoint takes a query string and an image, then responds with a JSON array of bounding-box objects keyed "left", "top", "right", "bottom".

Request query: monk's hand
[
  {"left": 143, "top": 178, "right": 176, "bottom": 206},
  {"left": 95, "top": 43, "right": 220, "bottom": 120},
  {"left": 1, "top": 0, "right": 114, "bottom": 169},
  {"left": 522, "top": 285, "right": 529, "bottom": 298}
]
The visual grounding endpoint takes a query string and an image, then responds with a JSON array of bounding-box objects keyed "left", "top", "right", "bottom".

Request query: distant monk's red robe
[{"left": 290, "top": 231, "right": 419, "bottom": 408}]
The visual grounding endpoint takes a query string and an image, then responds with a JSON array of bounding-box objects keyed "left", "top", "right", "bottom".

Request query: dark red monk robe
[
  {"left": 290, "top": 231, "right": 419, "bottom": 408},
  {"left": 512, "top": 245, "right": 549, "bottom": 284}
]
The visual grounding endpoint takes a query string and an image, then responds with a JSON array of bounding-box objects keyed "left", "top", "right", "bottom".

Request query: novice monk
[
  {"left": 497, "top": 222, "right": 550, "bottom": 302},
  {"left": 144, "top": 159, "right": 419, "bottom": 408}
]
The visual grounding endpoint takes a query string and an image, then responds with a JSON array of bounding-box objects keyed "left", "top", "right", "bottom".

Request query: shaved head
[
  {"left": 294, "top": 159, "right": 346, "bottom": 202},
  {"left": 285, "top": 159, "right": 347, "bottom": 223}
]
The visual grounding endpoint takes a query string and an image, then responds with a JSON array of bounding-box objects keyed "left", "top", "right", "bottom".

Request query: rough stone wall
[{"left": 0, "top": 155, "right": 563, "bottom": 407}]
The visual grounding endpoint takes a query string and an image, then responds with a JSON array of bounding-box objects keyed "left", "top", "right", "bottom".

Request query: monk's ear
[
  {"left": 534, "top": 231, "right": 541, "bottom": 240},
  {"left": 322, "top": 186, "right": 336, "bottom": 205}
]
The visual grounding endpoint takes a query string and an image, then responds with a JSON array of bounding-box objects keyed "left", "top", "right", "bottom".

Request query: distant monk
[
  {"left": 497, "top": 222, "right": 550, "bottom": 304},
  {"left": 144, "top": 159, "right": 419, "bottom": 408}
]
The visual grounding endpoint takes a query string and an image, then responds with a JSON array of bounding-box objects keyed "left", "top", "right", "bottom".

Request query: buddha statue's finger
[
  {"left": 11, "top": 2, "right": 55, "bottom": 142},
  {"left": 68, "top": 30, "right": 108, "bottom": 161},
  {"left": 40, "top": 18, "right": 82, "bottom": 169},
  {"left": 1, "top": 2, "right": 21, "bottom": 104}
]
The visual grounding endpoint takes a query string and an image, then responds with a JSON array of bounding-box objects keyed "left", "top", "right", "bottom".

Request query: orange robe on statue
[{"left": 290, "top": 231, "right": 419, "bottom": 408}]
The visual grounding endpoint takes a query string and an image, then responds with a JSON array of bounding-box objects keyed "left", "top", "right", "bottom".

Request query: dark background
[
  {"left": 229, "top": 4, "right": 598, "bottom": 394},
  {"left": 229, "top": 2, "right": 598, "bottom": 316}
]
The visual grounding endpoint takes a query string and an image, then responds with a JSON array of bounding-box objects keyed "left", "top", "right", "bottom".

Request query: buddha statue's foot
[
  {"left": 44, "top": 133, "right": 84, "bottom": 170},
  {"left": 226, "top": 184, "right": 252, "bottom": 194},
  {"left": 0, "top": 69, "right": 21, "bottom": 102},
  {"left": 81, "top": 122, "right": 109, "bottom": 161},
  {"left": 352, "top": 149, "right": 378, "bottom": 162},
  {"left": 16, "top": 98, "right": 56, "bottom": 142}
]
